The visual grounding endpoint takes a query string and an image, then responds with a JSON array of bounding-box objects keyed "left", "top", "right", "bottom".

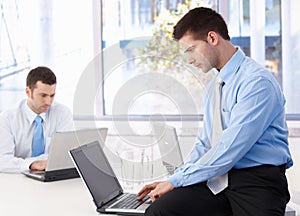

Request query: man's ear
[
  {"left": 207, "top": 31, "right": 218, "bottom": 45},
  {"left": 25, "top": 86, "right": 31, "bottom": 97}
]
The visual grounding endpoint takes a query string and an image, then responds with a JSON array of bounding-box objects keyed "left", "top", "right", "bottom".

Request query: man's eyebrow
[
  {"left": 184, "top": 45, "right": 195, "bottom": 53},
  {"left": 38, "top": 92, "right": 55, "bottom": 96}
]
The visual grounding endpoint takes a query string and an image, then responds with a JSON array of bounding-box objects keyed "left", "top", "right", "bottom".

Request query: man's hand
[
  {"left": 137, "top": 181, "right": 174, "bottom": 202},
  {"left": 29, "top": 160, "right": 47, "bottom": 171}
]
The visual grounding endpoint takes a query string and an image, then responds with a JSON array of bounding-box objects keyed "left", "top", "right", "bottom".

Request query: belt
[
  {"left": 260, "top": 164, "right": 286, "bottom": 173},
  {"left": 232, "top": 164, "right": 286, "bottom": 173}
]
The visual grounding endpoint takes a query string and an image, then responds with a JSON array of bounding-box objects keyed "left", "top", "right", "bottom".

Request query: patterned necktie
[
  {"left": 31, "top": 115, "right": 45, "bottom": 157},
  {"left": 207, "top": 75, "right": 228, "bottom": 195}
]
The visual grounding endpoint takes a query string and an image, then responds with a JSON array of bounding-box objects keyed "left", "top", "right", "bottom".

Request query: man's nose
[
  {"left": 187, "top": 55, "right": 195, "bottom": 64},
  {"left": 45, "top": 96, "right": 53, "bottom": 105}
]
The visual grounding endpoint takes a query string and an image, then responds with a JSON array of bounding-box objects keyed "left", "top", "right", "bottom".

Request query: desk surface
[
  {"left": 0, "top": 173, "right": 115, "bottom": 216},
  {"left": 0, "top": 173, "right": 296, "bottom": 216}
]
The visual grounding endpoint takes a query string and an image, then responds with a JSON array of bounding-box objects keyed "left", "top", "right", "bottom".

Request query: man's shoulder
[
  {"left": 240, "top": 57, "right": 275, "bottom": 79},
  {"left": 49, "top": 102, "right": 72, "bottom": 115},
  {"left": 0, "top": 100, "right": 25, "bottom": 117},
  {"left": 0, "top": 100, "right": 26, "bottom": 124},
  {"left": 47, "top": 102, "right": 74, "bottom": 130}
]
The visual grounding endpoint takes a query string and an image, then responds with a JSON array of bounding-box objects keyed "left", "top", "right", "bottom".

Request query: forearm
[{"left": 0, "top": 155, "right": 35, "bottom": 173}]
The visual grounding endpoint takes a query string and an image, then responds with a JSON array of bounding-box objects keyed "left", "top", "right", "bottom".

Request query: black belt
[
  {"left": 232, "top": 163, "right": 286, "bottom": 173},
  {"left": 260, "top": 164, "right": 286, "bottom": 173}
]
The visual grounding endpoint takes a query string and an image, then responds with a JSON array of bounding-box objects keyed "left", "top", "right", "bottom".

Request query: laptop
[
  {"left": 69, "top": 140, "right": 151, "bottom": 215},
  {"left": 22, "top": 128, "right": 108, "bottom": 182},
  {"left": 152, "top": 123, "right": 184, "bottom": 175}
]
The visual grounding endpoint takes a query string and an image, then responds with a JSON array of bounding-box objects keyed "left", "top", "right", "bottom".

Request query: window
[
  {"left": 0, "top": 0, "right": 94, "bottom": 112},
  {"left": 1, "top": 0, "right": 300, "bottom": 119},
  {"left": 101, "top": 0, "right": 218, "bottom": 119},
  {"left": 100, "top": 0, "right": 300, "bottom": 119},
  {"left": 227, "top": 0, "right": 282, "bottom": 85}
]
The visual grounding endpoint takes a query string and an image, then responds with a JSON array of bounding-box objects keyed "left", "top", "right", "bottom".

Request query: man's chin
[
  {"left": 40, "top": 107, "right": 49, "bottom": 113},
  {"left": 202, "top": 67, "right": 214, "bottom": 73}
]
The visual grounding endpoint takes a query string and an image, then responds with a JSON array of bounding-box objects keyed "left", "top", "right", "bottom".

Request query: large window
[
  {"left": 1, "top": 0, "right": 300, "bottom": 118},
  {"left": 101, "top": 0, "right": 218, "bottom": 119},
  {"left": 100, "top": 0, "right": 300, "bottom": 119},
  {"left": 0, "top": 0, "right": 94, "bottom": 112}
]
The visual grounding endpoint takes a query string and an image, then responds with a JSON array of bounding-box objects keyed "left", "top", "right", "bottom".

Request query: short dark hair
[
  {"left": 26, "top": 66, "right": 56, "bottom": 90},
  {"left": 173, "top": 7, "right": 230, "bottom": 41}
]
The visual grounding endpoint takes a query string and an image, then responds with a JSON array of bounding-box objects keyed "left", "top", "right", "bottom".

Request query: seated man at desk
[{"left": 0, "top": 66, "right": 73, "bottom": 173}]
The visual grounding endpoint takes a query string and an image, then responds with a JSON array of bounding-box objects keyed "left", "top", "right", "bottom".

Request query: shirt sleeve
[{"left": 0, "top": 114, "right": 33, "bottom": 173}]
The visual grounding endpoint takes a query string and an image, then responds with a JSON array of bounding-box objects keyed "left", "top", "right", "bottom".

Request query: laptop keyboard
[{"left": 111, "top": 194, "right": 142, "bottom": 209}]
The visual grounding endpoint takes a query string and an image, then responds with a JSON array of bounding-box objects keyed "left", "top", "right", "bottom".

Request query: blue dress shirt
[{"left": 169, "top": 48, "right": 293, "bottom": 188}]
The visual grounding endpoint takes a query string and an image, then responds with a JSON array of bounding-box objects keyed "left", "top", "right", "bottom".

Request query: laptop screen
[
  {"left": 47, "top": 128, "right": 108, "bottom": 171},
  {"left": 70, "top": 141, "right": 123, "bottom": 207},
  {"left": 153, "top": 123, "right": 184, "bottom": 168}
]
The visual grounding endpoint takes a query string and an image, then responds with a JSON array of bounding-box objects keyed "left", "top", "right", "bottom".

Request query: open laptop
[
  {"left": 152, "top": 123, "right": 184, "bottom": 175},
  {"left": 22, "top": 128, "right": 108, "bottom": 182},
  {"left": 69, "top": 140, "right": 151, "bottom": 215}
]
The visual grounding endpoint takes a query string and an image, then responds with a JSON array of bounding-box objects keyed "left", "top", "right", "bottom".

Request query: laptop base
[
  {"left": 97, "top": 209, "right": 145, "bottom": 216},
  {"left": 24, "top": 168, "right": 79, "bottom": 182},
  {"left": 43, "top": 168, "right": 79, "bottom": 182}
]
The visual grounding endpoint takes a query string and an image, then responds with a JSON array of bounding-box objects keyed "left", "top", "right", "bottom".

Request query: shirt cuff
[
  {"left": 21, "top": 154, "right": 48, "bottom": 172},
  {"left": 21, "top": 158, "right": 36, "bottom": 172},
  {"left": 168, "top": 171, "right": 184, "bottom": 187}
]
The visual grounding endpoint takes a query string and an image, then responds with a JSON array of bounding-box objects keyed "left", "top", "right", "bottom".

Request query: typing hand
[
  {"left": 29, "top": 160, "right": 47, "bottom": 171},
  {"left": 137, "top": 181, "right": 174, "bottom": 202},
  {"left": 149, "top": 181, "right": 174, "bottom": 202},
  {"left": 137, "top": 181, "right": 162, "bottom": 201}
]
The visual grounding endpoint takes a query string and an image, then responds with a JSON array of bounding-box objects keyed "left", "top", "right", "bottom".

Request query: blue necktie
[{"left": 32, "top": 115, "right": 45, "bottom": 157}]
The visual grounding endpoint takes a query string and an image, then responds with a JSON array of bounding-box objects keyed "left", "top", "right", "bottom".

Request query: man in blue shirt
[{"left": 138, "top": 7, "right": 293, "bottom": 216}]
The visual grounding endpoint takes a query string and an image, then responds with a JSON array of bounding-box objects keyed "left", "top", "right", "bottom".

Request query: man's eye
[{"left": 186, "top": 47, "right": 194, "bottom": 53}]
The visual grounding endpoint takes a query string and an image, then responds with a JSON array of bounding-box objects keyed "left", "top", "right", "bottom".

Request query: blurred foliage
[{"left": 139, "top": 0, "right": 211, "bottom": 72}]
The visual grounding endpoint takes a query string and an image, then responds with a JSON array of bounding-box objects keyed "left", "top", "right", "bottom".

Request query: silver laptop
[
  {"left": 69, "top": 140, "right": 151, "bottom": 215},
  {"left": 23, "top": 128, "right": 108, "bottom": 182},
  {"left": 152, "top": 123, "right": 184, "bottom": 175}
]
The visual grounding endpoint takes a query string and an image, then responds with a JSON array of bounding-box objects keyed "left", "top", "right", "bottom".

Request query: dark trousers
[{"left": 145, "top": 164, "right": 290, "bottom": 216}]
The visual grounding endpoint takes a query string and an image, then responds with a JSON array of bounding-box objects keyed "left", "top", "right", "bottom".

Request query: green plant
[{"left": 139, "top": 0, "right": 211, "bottom": 72}]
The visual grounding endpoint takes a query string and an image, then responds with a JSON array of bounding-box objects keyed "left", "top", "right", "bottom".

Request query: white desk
[
  {"left": 0, "top": 173, "right": 115, "bottom": 216},
  {"left": 0, "top": 173, "right": 296, "bottom": 216}
]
